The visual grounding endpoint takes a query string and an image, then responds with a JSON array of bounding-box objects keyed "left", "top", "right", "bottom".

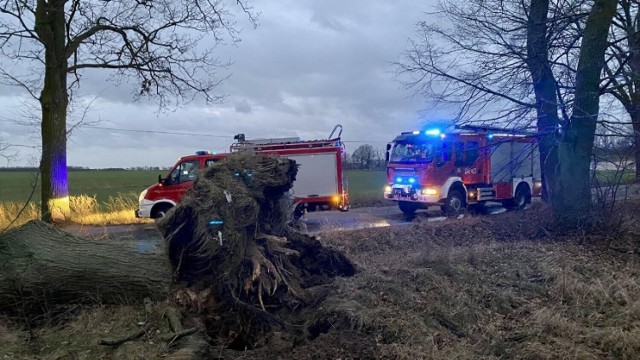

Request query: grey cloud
[
  {"left": 310, "top": 13, "right": 347, "bottom": 32},
  {"left": 234, "top": 99, "right": 252, "bottom": 113},
  {"left": 1, "top": 0, "right": 442, "bottom": 168}
]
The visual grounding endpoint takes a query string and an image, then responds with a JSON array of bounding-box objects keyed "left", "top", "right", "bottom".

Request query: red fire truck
[
  {"left": 384, "top": 125, "right": 542, "bottom": 216},
  {"left": 136, "top": 125, "right": 349, "bottom": 219}
]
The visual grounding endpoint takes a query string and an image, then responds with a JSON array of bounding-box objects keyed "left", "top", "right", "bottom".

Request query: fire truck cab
[
  {"left": 136, "top": 152, "right": 228, "bottom": 218},
  {"left": 384, "top": 125, "right": 542, "bottom": 216},
  {"left": 136, "top": 125, "right": 349, "bottom": 219}
]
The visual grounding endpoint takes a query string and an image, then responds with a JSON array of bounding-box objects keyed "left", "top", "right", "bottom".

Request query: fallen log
[{"left": 0, "top": 220, "right": 172, "bottom": 313}]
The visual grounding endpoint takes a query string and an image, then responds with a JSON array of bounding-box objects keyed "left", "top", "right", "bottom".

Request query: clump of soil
[{"left": 157, "top": 151, "right": 356, "bottom": 350}]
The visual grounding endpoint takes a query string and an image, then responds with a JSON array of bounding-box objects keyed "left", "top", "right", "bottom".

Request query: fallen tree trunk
[{"left": 0, "top": 220, "right": 172, "bottom": 313}]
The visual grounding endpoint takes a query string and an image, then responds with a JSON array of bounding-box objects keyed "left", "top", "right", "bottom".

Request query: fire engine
[
  {"left": 384, "top": 125, "right": 542, "bottom": 216},
  {"left": 136, "top": 125, "right": 349, "bottom": 219}
]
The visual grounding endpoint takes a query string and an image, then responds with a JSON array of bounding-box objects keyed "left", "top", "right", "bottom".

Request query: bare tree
[
  {"left": 350, "top": 144, "right": 377, "bottom": 170},
  {"left": 604, "top": 0, "right": 640, "bottom": 182},
  {"left": 0, "top": 0, "right": 255, "bottom": 222},
  {"left": 397, "top": 0, "right": 617, "bottom": 223},
  {"left": 0, "top": 137, "right": 15, "bottom": 162}
]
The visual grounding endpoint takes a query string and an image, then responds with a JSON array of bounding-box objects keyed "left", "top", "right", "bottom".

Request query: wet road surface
[{"left": 63, "top": 202, "right": 511, "bottom": 249}]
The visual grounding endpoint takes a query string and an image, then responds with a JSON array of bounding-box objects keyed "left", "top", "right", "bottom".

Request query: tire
[
  {"left": 504, "top": 185, "right": 530, "bottom": 211},
  {"left": 292, "top": 204, "right": 305, "bottom": 221},
  {"left": 398, "top": 201, "right": 419, "bottom": 216},
  {"left": 444, "top": 189, "right": 465, "bottom": 216},
  {"left": 152, "top": 204, "right": 173, "bottom": 219}
]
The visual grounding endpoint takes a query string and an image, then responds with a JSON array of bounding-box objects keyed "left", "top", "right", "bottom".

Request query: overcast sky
[{"left": 0, "top": 0, "right": 445, "bottom": 169}]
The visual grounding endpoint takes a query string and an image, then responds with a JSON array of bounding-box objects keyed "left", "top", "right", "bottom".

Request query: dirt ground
[{"left": 2, "top": 202, "right": 640, "bottom": 359}]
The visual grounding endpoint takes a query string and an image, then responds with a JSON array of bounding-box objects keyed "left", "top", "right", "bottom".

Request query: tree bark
[
  {"left": 633, "top": 112, "right": 640, "bottom": 182},
  {"left": 526, "top": 0, "right": 617, "bottom": 223},
  {"left": 0, "top": 221, "right": 172, "bottom": 313},
  {"left": 526, "top": 0, "right": 561, "bottom": 203},
  {"left": 552, "top": 0, "right": 617, "bottom": 221},
  {"left": 35, "top": 0, "right": 70, "bottom": 223},
  {"left": 625, "top": 0, "right": 640, "bottom": 182}
]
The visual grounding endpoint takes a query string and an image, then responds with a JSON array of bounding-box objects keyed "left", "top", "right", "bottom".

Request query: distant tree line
[{"left": 344, "top": 144, "right": 386, "bottom": 171}]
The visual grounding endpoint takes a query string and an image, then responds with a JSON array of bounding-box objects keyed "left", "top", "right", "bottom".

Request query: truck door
[
  {"left": 430, "top": 141, "right": 454, "bottom": 185},
  {"left": 454, "top": 141, "right": 484, "bottom": 185},
  {"left": 162, "top": 159, "right": 199, "bottom": 203}
]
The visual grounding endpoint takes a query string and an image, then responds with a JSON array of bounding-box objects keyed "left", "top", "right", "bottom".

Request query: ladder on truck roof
[
  {"left": 230, "top": 124, "right": 343, "bottom": 152},
  {"left": 454, "top": 124, "right": 536, "bottom": 136}
]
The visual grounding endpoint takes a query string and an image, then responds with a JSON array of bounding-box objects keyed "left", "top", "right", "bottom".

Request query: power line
[
  {"left": 1, "top": 118, "right": 390, "bottom": 144},
  {"left": 82, "top": 125, "right": 232, "bottom": 138},
  {"left": 6, "top": 144, "right": 39, "bottom": 149}
]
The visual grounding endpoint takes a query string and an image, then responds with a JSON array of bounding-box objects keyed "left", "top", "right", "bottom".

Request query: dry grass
[
  {"left": 308, "top": 207, "right": 640, "bottom": 359},
  {"left": 0, "top": 201, "right": 40, "bottom": 230},
  {"left": 3, "top": 205, "right": 640, "bottom": 359},
  {"left": 0, "top": 305, "right": 170, "bottom": 360},
  {"left": 0, "top": 194, "right": 151, "bottom": 230}
]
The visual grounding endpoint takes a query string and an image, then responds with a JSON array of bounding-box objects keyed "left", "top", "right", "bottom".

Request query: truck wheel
[
  {"left": 152, "top": 204, "right": 173, "bottom": 219},
  {"left": 505, "top": 185, "right": 530, "bottom": 211},
  {"left": 292, "top": 204, "right": 305, "bottom": 221},
  {"left": 398, "top": 201, "right": 419, "bottom": 216},
  {"left": 444, "top": 189, "right": 465, "bottom": 216}
]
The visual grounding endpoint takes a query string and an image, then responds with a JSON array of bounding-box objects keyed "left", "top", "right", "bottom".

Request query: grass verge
[
  {"left": 0, "top": 193, "right": 151, "bottom": 231},
  {"left": 3, "top": 201, "right": 640, "bottom": 358}
]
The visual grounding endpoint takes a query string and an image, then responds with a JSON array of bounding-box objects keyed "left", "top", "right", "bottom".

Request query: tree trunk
[
  {"left": 632, "top": 111, "right": 640, "bottom": 182},
  {"left": 627, "top": 0, "right": 640, "bottom": 183},
  {"left": 526, "top": 0, "right": 561, "bottom": 203},
  {"left": 36, "top": 0, "right": 70, "bottom": 223},
  {"left": 0, "top": 221, "right": 172, "bottom": 313},
  {"left": 552, "top": 0, "right": 617, "bottom": 222}
]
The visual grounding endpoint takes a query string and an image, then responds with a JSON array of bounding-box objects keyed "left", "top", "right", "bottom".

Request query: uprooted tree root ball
[{"left": 157, "top": 151, "right": 356, "bottom": 350}]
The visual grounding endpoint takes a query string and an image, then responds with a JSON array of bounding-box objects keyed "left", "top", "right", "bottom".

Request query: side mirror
[
  {"left": 158, "top": 174, "right": 164, "bottom": 184},
  {"left": 385, "top": 143, "right": 392, "bottom": 162}
]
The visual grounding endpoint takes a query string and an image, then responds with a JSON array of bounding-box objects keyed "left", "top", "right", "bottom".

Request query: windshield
[{"left": 390, "top": 142, "right": 436, "bottom": 163}]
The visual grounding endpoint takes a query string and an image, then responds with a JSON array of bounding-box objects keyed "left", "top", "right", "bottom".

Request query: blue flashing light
[
  {"left": 412, "top": 130, "right": 420, "bottom": 135},
  {"left": 408, "top": 177, "right": 416, "bottom": 184},
  {"left": 396, "top": 177, "right": 403, "bottom": 183},
  {"left": 487, "top": 133, "right": 494, "bottom": 140},
  {"left": 208, "top": 220, "right": 224, "bottom": 225},
  {"left": 424, "top": 129, "right": 441, "bottom": 136}
]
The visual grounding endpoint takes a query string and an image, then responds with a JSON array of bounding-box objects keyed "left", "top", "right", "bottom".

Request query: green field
[
  {"left": 3, "top": 168, "right": 635, "bottom": 207},
  {"left": 0, "top": 170, "right": 161, "bottom": 204},
  {"left": 0, "top": 170, "right": 387, "bottom": 206},
  {"left": 345, "top": 170, "right": 388, "bottom": 206}
]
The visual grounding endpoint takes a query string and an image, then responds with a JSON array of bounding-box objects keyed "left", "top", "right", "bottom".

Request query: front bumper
[
  {"left": 136, "top": 200, "right": 153, "bottom": 218},
  {"left": 384, "top": 187, "right": 441, "bottom": 204}
]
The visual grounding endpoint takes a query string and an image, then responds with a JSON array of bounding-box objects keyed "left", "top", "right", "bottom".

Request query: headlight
[
  {"left": 421, "top": 188, "right": 438, "bottom": 196},
  {"left": 138, "top": 189, "right": 148, "bottom": 202},
  {"left": 384, "top": 186, "right": 392, "bottom": 192}
]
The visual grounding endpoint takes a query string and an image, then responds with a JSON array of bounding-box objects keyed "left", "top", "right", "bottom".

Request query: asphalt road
[
  {"left": 63, "top": 182, "right": 640, "bottom": 244},
  {"left": 63, "top": 202, "right": 512, "bottom": 253}
]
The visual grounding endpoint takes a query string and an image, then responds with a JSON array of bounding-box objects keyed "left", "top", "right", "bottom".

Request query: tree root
[
  {"left": 164, "top": 306, "right": 184, "bottom": 333},
  {"left": 163, "top": 327, "right": 198, "bottom": 346},
  {"left": 99, "top": 326, "right": 149, "bottom": 346},
  {"left": 228, "top": 286, "right": 287, "bottom": 329}
]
